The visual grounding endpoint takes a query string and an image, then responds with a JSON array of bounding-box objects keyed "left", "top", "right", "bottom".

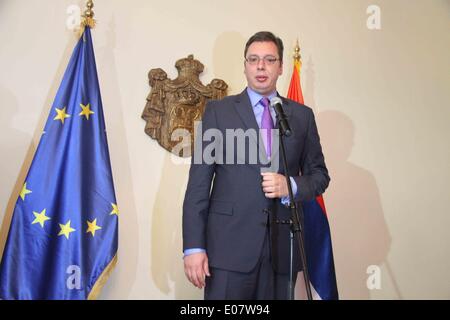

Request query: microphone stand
[{"left": 277, "top": 120, "right": 313, "bottom": 301}]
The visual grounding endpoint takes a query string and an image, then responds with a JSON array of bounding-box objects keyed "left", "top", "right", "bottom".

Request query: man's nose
[{"left": 257, "top": 59, "right": 266, "bottom": 70}]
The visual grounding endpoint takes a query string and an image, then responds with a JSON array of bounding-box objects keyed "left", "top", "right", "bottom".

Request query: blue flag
[
  {"left": 302, "top": 200, "right": 338, "bottom": 300},
  {"left": 0, "top": 27, "right": 118, "bottom": 299}
]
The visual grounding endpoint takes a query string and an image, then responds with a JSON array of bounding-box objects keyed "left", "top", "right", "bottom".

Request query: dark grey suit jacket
[{"left": 183, "top": 89, "right": 329, "bottom": 274}]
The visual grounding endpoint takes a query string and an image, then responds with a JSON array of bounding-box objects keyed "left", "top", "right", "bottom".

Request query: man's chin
[{"left": 248, "top": 84, "right": 271, "bottom": 95}]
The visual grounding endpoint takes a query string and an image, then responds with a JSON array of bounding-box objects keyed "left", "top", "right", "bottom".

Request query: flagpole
[
  {"left": 81, "top": 0, "right": 96, "bottom": 30},
  {"left": 287, "top": 39, "right": 305, "bottom": 105},
  {"left": 293, "top": 39, "right": 301, "bottom": 65}
]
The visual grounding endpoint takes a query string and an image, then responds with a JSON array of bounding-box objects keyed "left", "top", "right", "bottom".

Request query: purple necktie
[{"left": 260, "top": 97, "right": 274, "bottom": 158}]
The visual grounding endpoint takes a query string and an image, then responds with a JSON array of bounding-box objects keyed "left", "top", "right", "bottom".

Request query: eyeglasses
[{"left": 245, "top": 55, "right": 280, "bottom": 65}]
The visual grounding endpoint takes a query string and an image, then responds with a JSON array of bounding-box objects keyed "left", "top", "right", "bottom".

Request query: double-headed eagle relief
[{"left": 142, "top": 55, "right": 228, "bottom": 157}]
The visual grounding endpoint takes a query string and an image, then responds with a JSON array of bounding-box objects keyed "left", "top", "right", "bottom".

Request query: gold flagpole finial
[
  {"left": 81, "top": 0, "right": 96, "bottom": 29},
  {"left": 293, "top": 39, "right": 301, "bottom": 63}
]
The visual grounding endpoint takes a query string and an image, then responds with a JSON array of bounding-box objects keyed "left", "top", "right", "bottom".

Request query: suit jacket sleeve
[
  {"left": 182, "top": 102, "right": 217, "bottom": 251},
  {"left": 293, "top": 108, "right": 330, "bottom": 201}
]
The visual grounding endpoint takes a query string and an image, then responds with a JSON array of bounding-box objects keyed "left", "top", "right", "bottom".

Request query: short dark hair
[{"left": 244, "top": 31, "right": 284, "bottom": 63}]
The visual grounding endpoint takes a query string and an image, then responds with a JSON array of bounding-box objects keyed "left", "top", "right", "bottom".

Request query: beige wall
[{"left": 0, "top": 0, "right": 449, "bottom": 299}]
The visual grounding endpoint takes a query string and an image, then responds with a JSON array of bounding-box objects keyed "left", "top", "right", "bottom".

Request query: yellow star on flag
[
  {"left": 79, "top": 103, "right": 94, "bottom": 120},
  {"left": 110, "top": 203, "right": 119, "bottom": 216},
  {"left": 20, "top": 182, "right": 32, "bottom": 201},
  {"left": 32, "top": 209, "right": 51, "bottom": 228},
  {"left": 53, "top": 107, "right": 71, "bottom": 124},
  {"left": 58, "top": 220, "right": 76, "bottom": 239},
  {"left": 86, "top": 219, "right": 102, "bottom": 237}
]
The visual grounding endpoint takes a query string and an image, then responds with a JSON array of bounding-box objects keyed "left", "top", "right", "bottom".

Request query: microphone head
[{"left": 270, "top": 96, "right": 283, "bottom": 107}]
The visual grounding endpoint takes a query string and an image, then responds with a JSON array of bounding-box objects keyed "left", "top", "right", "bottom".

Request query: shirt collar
[{"left": 246, "top": 87, "right": 277, "bottom": 108}]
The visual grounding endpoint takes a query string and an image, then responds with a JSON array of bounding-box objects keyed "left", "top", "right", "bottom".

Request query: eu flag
[{"left": 0, "top": 27, "right": 118, "bottom": 299}]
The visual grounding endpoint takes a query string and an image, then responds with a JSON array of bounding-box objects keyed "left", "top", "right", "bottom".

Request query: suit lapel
[
  {"left": 233, "top": 90, "right": 269, "bottom": 164},
  {"left": 233, "top": 89, "right": 259, "bottom": 133}
]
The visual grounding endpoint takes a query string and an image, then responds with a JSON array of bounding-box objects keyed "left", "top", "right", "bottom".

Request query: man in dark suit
[{"left": 182, "top": 31, "right": 329, "bottom": 299}]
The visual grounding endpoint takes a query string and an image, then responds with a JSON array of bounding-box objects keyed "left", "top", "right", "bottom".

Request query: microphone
[{"left": 270, "top": 97, "right": 292, "bottom": 137}]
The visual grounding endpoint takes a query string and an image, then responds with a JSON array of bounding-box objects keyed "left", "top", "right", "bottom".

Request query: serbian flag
[{"left": 288, "top": 55, "right": 339, "bottom": 300}]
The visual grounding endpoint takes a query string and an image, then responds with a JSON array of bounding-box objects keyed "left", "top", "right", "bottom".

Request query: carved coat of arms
[{"left": 142, "top": 55, "right": 228, "bottom": 157}]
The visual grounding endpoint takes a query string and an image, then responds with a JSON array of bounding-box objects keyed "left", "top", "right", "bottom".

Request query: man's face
[{"left": 244, "top": 41, "right": 283, "bottom": 96}]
